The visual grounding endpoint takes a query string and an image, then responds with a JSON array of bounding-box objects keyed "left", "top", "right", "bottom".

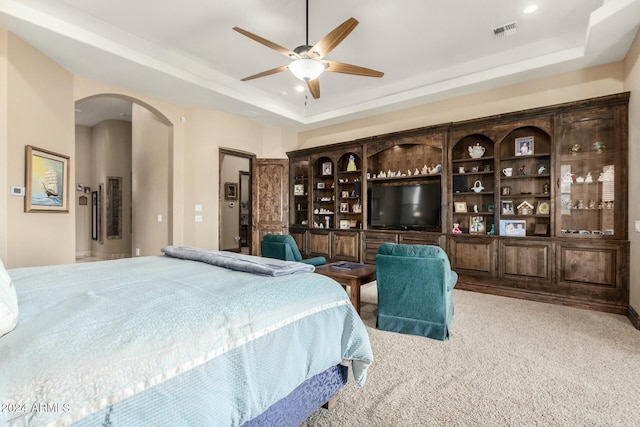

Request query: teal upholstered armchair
[
  {"left": 260, "top": 234, "right": 326, "bottom": 267},
  {"left": 375, "top": 243, "right": 458, "bottom": 340}
]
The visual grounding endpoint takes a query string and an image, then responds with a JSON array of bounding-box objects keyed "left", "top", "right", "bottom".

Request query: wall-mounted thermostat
[{"left": 10, "top": 186, "right": 25, "bottom": 196}]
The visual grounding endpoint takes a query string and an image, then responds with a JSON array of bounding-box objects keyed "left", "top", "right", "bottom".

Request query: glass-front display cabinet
[
  {"left": 555, "top": 106, "right": 627, "bottom": 239},
  {"left": 290, "top": 157, "right": 310, "bottom": 227}
]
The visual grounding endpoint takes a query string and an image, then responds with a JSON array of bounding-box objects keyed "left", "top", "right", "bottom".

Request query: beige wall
[
  {"left": 132, "top": 105, "right": 171, "bottom": 256},
  {"left": 181, "top": 108, "right": 264, "bottom": 250},
  {"left": 624, "top": 28, "right": 640, "bottom": 313},
  {"left": 1, "top": 31, "right": 8, "bottom": 264},
  {"left": 3, "top": 32, "right": 75, "bottom": 267},
  {"left": 75, "top": 125, "right": 92, "bottom": 255},
  {"left": 299, "top": 63, "right": 625, "bottom": 148}
]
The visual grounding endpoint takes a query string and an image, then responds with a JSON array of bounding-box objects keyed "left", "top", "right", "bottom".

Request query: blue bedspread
[{"left": 1, "top": 256, "right": 373, "bottom": 427}]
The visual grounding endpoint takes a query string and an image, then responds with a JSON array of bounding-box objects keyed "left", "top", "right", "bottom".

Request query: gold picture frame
[
  {"left": 515, "top": 136, "right": 534, "bottom": 156},
  {"left": 25, "top": 145, "right": 70, "bottom": 213},
  {"left": 454, "top": 201, "right": 467, "bottom": 213}
]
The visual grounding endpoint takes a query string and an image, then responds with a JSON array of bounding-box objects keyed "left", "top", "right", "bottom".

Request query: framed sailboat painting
[{"left": 25, "top": 145, "right": 70, "bottom": 212}]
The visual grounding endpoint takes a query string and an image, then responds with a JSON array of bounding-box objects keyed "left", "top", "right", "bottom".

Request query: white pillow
[{"left": 0, "top": 259, "right": 19, "bottom": 337}]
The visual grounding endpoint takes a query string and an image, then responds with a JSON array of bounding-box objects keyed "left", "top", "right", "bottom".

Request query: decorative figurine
[
  {"left": 346, "top": 155, "right": 357, "bottom": 171},
  {"left": 487, "top": 224, "right": 495, "bottom": 235},
  {"left": 452, "top": 223, "right": 462, "bottom": 234},
  {"left": 414, "top": 168, "right": 420, "bottom": 175},
  {"left": 422, "top": 165, "right": 429, "bottom": 175},
  {"left": 577, "top": 200, "right": 584, "bottom": 209},
  {"left": 538, "top": 165, "right": 546, "bottom": 175},
  {"left": 585, "top": 172, "right": 593, "bottom": 183},
  {"left": 473, "top": 204, "right": 479, "bottom": 213},
  {"left": 569, "top": 144, "right": 582, "bottom": 154},
  {"left": 588, "top": 200, "right": 596, "bottom": 209},
  {"left": 468, "top": 142, "right": 486, "bottom": 159},
  {"left": 519, "top": 165, "right": 526, "bottom": 175}
]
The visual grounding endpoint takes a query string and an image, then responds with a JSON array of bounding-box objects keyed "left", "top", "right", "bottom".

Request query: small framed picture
[
  {"left": 534, "top": 223, "right": 549, "bottom": 236},
  {"left": 536, "top": 202, "right": 550, "bottom": 215},
  {"left": 501, "top": 200, "right": 514, "bottom": 215},
  {"left": 469, "top": 216, "right": 485, "bottom": 234},
  {"left": 515, "top": 136, "right": 534, "bottom": 156},
  {"left": 316, "top": 182, "right": 325, "bottom": 189},
  {"left": 341, "top": 190, "right": 350, "bottom": 198},
  {"left": 339, "top": 220, "right": 350, "bottom": 229},
  {"left": 84, "top": 186, "right": 91, "bottom": 194},
  {"left": 454, "top": 201, "right": 467, "bottom": 213},
  {"left": 340, "top": 202, "right": 349, "bottom": 213},
  {"left": 501, "top": 186, "right": 511, "bottom": 196},
  {"left": 294, "top": 184, "right": 304, "bottom": 195},
  {"left": 224, "top": 182, "right": 238, "bottom": 200},
  {"left": 322, "top": 162, "right": 333, "bottom": 176},
  {"left": 500, "top": 219, "right": 527, "bottom": 236}
]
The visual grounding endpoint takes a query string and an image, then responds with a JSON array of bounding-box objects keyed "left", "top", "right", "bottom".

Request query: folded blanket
[{"left": 161, "top": 246, "right": 315, "bottom": 276}]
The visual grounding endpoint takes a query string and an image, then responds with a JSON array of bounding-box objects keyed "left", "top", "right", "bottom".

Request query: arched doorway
[{"left": 74, "top": 94, "right": 174, "bottom": 260}]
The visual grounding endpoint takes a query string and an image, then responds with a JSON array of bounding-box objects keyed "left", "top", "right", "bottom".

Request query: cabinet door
[
  {"left": 555, "top": 106, "right": 627, "bottom": 238},
  {"left": 449, "top": 235, "right": 497, "bottom": 277},
  {"left": 362, "top": 231, "right": 398, "bottom": 264},
  {"left": 556, "top": 241, "right": 628, "bottom": 310},
  {"left": 309, "top": 229, "right": 331, "bottom": 259},
  {"left": 500, "top": 239, "right": 553, "bottom": 282},
  {"left": 289, "top": 228, "right": 307, "bottom": 256},
  {"left": 333, "top": 231, "right": 360, "bottom": 262},
  {"left": 290, "top": 157, "right": 310, "bottom": 227}
]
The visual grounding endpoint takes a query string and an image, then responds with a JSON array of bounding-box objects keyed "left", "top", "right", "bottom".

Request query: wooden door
[{"left": 252, "top": 159, "right": 289, "bottom": 254}]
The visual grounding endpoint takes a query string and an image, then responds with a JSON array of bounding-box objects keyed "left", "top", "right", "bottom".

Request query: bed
[{"left": 0, "top": 247, "right": 373, "bottom": 427}]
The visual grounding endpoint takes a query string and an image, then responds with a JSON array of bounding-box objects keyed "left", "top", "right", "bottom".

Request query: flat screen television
[{"left": 368, "top": 183, "right": 441, "bottom": 230}]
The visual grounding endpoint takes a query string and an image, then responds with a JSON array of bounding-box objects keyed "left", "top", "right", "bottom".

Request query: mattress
[{"left": 1, "top": 255, "right": 373, "bottom": 426}]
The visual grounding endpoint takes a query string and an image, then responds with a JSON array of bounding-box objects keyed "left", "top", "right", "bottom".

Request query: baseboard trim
[
  {"left": 628, "top": 305, "right": 640, "bottom": 330},
  {"left": 456, "top": 281, "right": 628, "bottom": 315}
]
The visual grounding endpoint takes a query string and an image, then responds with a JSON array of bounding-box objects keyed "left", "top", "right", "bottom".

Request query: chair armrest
[
  {"left": 447, "top": 270, "right": 459, "bottom": 291},
  {"left": 301, "top": 256, "right": 326, "bottom": 266}
]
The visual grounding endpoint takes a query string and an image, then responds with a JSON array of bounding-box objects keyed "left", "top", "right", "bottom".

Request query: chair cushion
[
  {"left": 377, "top": 242, "right": 447, "bottom": 259},
  {"left": 261, "top": 234, "right": 303, "bottom": 261}
]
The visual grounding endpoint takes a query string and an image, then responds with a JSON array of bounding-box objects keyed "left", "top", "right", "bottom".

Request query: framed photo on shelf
[
  {"left": 501, "top": 200, "right": 514, "bottom": 215},
  {"left": 501, "top": 186, "right": 511, "bottom": 196},
  {"left": 515, "top": 136, "right": 534, "bottom": 156},
  {"left": 322, "top": 162, "right": 333, "bottom": 176},
  {"left": 339, "top": 220, "right": 350, "bottom": 229},
  {"left": 500, "top": 219, "right": 527, "bottom": 236},
  {"left": 534, "top": 223, "right": 549, "bottom": 236},
  {"left": 536, "top": 202, "right": 550, "bottom": 215},
  {"left": 294, "top": 184, "right": 305, "bottom": 195},
  {"left": 340, "top": 202, "right": 349, "bottom": 213},
  {"left": 469, "top": 216, "right": 485, "bottom": 234},
  {"left": 341, "top": 190, "right": 350, "bottom": 198},
  {"left": 454, "top": 201, "right": 468, "bottom": 213},
  {"left": 316, "top": 182, "right": 325, "bottom": 189}
]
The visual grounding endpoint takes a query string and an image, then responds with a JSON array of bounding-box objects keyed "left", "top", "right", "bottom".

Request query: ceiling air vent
[{"left": 491, "top": 21, "right": 517, "bottom": 39}]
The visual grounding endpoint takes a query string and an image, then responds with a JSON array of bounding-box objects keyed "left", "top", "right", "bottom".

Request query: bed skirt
[{"left": 244, "top": 364, "right": 348, "bottom": 426}]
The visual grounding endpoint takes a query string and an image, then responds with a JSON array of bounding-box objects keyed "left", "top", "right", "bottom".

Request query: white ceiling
[{"left": 1, "top": 0, "right": 639, "bottom": 130}]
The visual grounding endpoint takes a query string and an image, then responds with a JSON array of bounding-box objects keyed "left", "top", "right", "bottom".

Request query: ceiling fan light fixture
[{"left": 289, "top": 58, "right": 324, "bottom": 81}]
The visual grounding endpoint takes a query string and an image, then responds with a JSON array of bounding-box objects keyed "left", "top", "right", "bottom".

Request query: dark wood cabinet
[{"left": 286, "top": 93, "right": 630, "bottom": 315}]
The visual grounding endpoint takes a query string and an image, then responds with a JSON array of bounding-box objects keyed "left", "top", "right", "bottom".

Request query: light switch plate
[
  {"left": 195, "top": 204, "right": 202, "bottom": 212},
  {"left": 635, "top": 220, "right": 640, "bottom": 233},
  {"left": 195, "top": 215, "right": 203, "bottom": 223}
]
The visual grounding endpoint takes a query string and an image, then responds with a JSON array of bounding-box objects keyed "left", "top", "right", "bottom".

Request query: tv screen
[{"left": 368, "top": 183, "right": 441, "bottom": 230}]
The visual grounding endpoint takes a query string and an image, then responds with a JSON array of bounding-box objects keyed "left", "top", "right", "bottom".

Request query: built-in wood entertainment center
[{"left": 287, "top": 93, "right": 630, "bottom": 314}]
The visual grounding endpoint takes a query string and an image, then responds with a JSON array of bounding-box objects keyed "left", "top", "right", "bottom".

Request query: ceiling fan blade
[
  {"left": 307, "top": 79, "right": 320, "bottom": 99},
  {"left": 233, "top": 27, "right": 298, "bottom": 58},
  {"left": 324, "top": 60, "right": 384, "bottom": 78},
  {"left": 309, "top": 17, "right": 358, "bottom": 59},
  {"left": 240, "top": 65, "right": 289, "bottom": 81}
]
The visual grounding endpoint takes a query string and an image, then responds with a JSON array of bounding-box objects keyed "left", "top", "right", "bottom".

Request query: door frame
[{"left": 218, "top": 148, "right": 256, "bottom": 252}]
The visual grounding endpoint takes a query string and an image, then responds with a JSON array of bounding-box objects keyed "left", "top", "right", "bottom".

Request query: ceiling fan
[{"left": 232, "top": 0, "right": 383, "bottom": 99}]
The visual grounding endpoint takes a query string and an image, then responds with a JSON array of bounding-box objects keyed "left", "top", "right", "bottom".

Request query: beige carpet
[{"left": 303, "top": 283, "right": 640, "bottom": 426}]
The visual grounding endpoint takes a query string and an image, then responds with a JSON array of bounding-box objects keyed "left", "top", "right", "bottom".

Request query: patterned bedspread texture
[{"left": 1, "top": 255, "right": 373, "bottom": 427}]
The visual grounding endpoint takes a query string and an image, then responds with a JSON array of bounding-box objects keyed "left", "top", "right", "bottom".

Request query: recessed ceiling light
[
  {"left": 524, "top": 5, "right": 538, "bottom": 14},
  {"left": 295, "top": 85, "right": 305, "bottom": 93}
]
